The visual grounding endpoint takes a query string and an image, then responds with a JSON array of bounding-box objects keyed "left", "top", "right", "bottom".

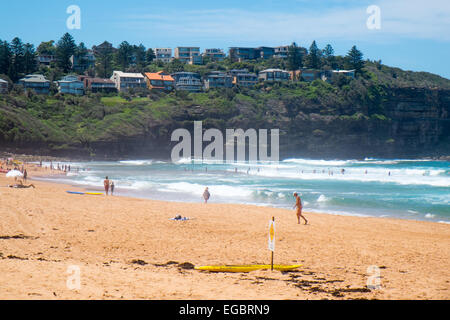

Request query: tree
[
  {"left": 56, "top": 33, "right": 77, "bottom": 73},
  {"left": 305, "top": 40, "right": 322, "bottom": 69},
  {"left": 346, "top": 45, "right": 364, "bottom": 75},
  {"left": 134, "top": 44, "right": 147, "bottom": 70},
  {"left": 322, "top": 44, "right": 337, "bottom": 69},
  {"left": 115, "top": 41, "right": 134, "bottom": 70},
  {"left": 23, "top": 43, "right": 38, "bottom": 75},
  {"left": 146, "top": 48, "right": 155, "bottom": 64},
  {"left": 286, "top": 42, "right": 303, "bottom": 73},
  {"left": 9, "top": 37, "right": 26, "bottom": 81},
  {"left": 37, "top": 40, "right": 56, "bottom": 56},
  {"left": 93, "top": 41, "right": 114, "bottom": 78},
  {"left": 165, "top": 59, "right": 185, "bottom": 73},
  {"left": 0, "top": 40, "right": 12, "bottom": 75},
  {"left": 323, "top": 44, "right": 334, "bottom": 58}
]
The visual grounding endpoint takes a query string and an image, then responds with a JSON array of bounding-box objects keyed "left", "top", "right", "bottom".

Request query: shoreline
[
  {"left": 0, "top": 163, "right": 449, "bottom": 299},
  {"left": 2, "top": 151, "right": 450, "bottom": 163},
  {"left": 33, "top": 170, "right": 450, "bottom": 226}
]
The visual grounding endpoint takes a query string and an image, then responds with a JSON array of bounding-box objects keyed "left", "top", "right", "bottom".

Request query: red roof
[{"left": 144, "top": 71, "right": 174, "bottom": 82}]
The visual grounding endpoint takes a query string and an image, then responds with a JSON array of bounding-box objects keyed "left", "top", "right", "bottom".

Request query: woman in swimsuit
[
  {"left": 293, "top": 192, "right": 308, "bottom": 225},
  {"left": 104, "top": 176, "right": 110, "bottom": 195}
]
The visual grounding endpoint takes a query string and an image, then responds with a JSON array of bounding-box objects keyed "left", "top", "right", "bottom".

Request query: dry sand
[{"left": 0, "top": 164, "right": 449, "bottom": 300}]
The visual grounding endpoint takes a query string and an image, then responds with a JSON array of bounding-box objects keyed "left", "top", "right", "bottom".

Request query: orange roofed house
[{"left": 144, "top": 71, "right": 175, "bottom": 91}]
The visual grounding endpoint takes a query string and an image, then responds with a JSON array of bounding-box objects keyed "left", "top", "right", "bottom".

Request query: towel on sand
[{"left": 170, "top": 215, "right": 192, "bottom": 221}]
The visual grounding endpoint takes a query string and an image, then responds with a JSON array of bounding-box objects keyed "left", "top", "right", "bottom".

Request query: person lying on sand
[
  {"left": 9, "top": 181, "right": 35, "bottom": 189},
  {"left": 293, "top": 192, "right": 308, "bottom": 225}
]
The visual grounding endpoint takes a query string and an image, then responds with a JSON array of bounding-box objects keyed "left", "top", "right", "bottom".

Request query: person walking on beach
[
  {"left": 110, "top": 180, "right": 115, "bottom": 196},
  {"left": 23, "top": 169, "right": 28, "bottom": 182},
  {"left": 104, "top": 176, "right": 110, "bottom": 195},
  {"left": 203, "top": 187, "right": 210, "bottom": 204},
  {"left": 293, "top": 192, "right": 308, "bottom": 225}
]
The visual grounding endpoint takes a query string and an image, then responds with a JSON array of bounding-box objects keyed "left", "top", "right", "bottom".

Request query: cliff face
[
  {"left": 385, "top": 88, "right": 449, "bottom": 155},
  {"left": 75, "top": 88, "right": 450, "bottom": 160},
  {"left": 226, "top": 87, "right": 449, "bottom": 159},
  {"left": 0, "top": 87, "right": 449, "bottom": 160}
]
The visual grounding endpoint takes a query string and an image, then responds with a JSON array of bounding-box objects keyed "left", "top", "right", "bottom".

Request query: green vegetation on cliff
[{"left": 0, "top": 50, "right": 449, "bottom": 158}]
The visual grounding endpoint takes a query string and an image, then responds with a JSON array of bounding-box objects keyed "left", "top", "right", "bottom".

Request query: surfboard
[
  {"left": 66, "top": 191, "right": 85, "bottom": 195},
  {"left": 194, "top": 264, "right": 302, "bottom": 272},
  {"left": 85, "top": 192, "right": 103, "bottom": 195}
]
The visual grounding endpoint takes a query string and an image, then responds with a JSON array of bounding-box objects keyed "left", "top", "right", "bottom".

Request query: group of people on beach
[
  {"left": 41, "top": 161, "right": 77, "bottom": 173},
  {"left": 103, "top": 177, "right": 115, "bottom": 195},
  {"left": 0, "top": 158, "right": 35, "bottom": 188},
  {"left": 0, "top": 159, "right": 28, "bottom": 180}
]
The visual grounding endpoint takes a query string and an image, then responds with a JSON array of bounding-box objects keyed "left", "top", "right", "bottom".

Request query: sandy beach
[{"left": 0, "top": 163, "right": 449, "bottom": 300}]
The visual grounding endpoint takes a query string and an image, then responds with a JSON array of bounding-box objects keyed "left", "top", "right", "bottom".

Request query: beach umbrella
[{"left": 6, "top": 170, "right": 23, "bottom": 178}]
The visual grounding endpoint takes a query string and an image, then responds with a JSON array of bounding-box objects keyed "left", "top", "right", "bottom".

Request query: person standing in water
[
  {"left": 104, "top": 176, "right": 110, "bottom": 195},
  {"left": 203, "top": 187, "right": 210, "bottom": 204},
  {"left": 110, "top": 180, "right": 115, "bottom": 196},
  {"left": 293, "top": 192, "right": 308, "bottom": 225}
]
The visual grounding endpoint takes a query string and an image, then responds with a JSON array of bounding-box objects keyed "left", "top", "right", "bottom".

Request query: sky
[{"left": 0, "top": 0, "right": 449, "bottom": 79}]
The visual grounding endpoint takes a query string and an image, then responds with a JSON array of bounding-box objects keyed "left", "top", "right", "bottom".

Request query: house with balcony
[
  {"left": 82, "top": 77, "right": 117, "bottom": 93},
  {"left": 228, "top": 69, "right": 250, "bottom": 78},
  {"left": 144, "top": 71, "right": 175, "bottom": 91},
  {"left": 174, "top": 47, "right": 202, "bottom": 65},
  {"left": 204, "top": 71, "right": 232, "bottom": 90},
  {"left": 57, "top": 75, "right": 84, "bottom": 95},
  {"left": 258, "top": 68, "right": 290, "bottom": 82},
  {"left": 37, "top": 54, "right": 56, "bottom": 66},
  {"left": 171, "top": 72, "right": 203, "bottom": 92},
  {"left": 202, "top": 48, "right": 226, "bottom": 62},
  {"left": 18, "top": 74, "right": 50, "bottom": 94},
  {"left": 0, "top": 79, "right": 8, "bottom": 94},
  {"left": 331, "top": 69, "right": 355, "bottom": 78},
  {"left": 229, "top": 47, "right": 257, "bottom": 62},
  {"left": 320, "top": 69, "right": 355, "bottom": 82},
  {"left": 229, "top": 47, "right": 275, "bottom": 62},
  {"left": 110, "top": 71, "right": 146, "bottom": 91},
  {"left": 274, "top": 46, "right": 289, "bottom": 59},
  {"left": 257, "top": 47, "right": 275, "bottom": 59},
  {"left": 189, "top": 55, "right": 203, "bottom": 65},
  {"left": 298, "top": 69, "right": 322, "bottom": 82},
  {"left": 154, "top": 48, "right": 173, "bottom": 63},
  {"left": 228, "top": 69, "right": 258, "bottom": 87},
  {"left": 70, "top": 50, "right": 96, "bottom": 73}
]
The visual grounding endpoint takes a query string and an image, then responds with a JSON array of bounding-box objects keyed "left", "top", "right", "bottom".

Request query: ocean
[{"left": 36, "top": 158, "right": 450, "bottom": 224}]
